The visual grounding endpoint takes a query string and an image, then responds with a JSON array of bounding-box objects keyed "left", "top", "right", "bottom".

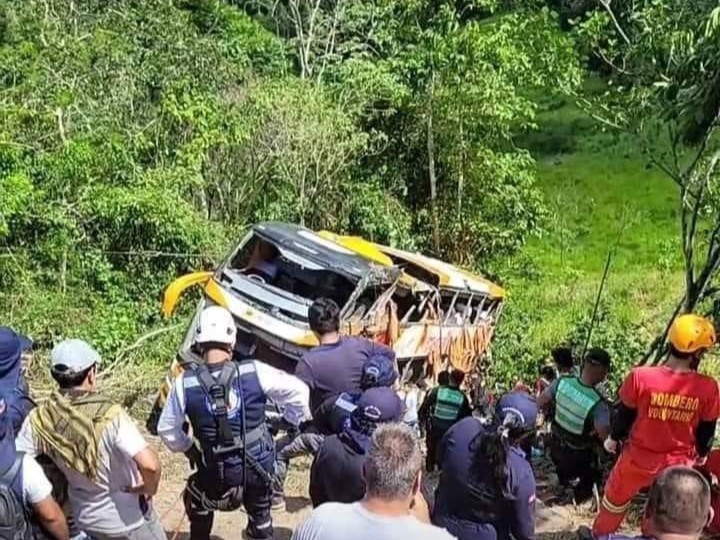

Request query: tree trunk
[
  {"left": 427, "top": 75, "right": 440, "bottom": 254},
  {"left": 457, "top": 122, "right": 464, "bottom": 217}
]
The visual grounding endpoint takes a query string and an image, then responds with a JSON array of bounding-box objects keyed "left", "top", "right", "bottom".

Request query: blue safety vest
[{"left": 183, "top": 361, "right": 270, "bottom": 486}]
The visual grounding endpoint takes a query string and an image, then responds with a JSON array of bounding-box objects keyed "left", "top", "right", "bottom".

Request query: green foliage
[
  {"left": 486, "top": 94, "right": 683, "bottom": 391},
  {"left": 4, "top": 0, "right": 659, "bottom": 398}
]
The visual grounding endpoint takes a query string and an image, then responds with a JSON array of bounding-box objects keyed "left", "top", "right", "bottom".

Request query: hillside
[{"left": 491, "top": 94, "right": 684, "bottom": 388}]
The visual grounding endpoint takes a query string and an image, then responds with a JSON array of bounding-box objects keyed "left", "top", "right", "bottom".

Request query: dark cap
[
  {"left": 495, "top": 390, "right": 538, "bottom": 431},
  {"left": 354, "top": 387, "right": 403, "bottom": 424},
  {"left": 585, "top": 347, "right": 611, "bottom": 368}
]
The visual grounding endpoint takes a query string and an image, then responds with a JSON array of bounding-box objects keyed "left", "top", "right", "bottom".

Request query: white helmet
[{"left": 194, "top": 305, "right": 237, "bottom": 346}]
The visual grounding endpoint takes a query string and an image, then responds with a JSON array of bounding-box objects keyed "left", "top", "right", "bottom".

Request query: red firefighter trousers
[{"left": 593, "top": 450, "right": 694, "bottom": 535}]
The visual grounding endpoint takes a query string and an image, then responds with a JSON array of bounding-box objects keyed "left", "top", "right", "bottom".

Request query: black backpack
[{"left": 0, "top": 454, "right": 32, "bottom": 540}]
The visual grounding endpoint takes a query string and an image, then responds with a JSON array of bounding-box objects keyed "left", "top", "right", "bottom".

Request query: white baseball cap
[
  {"left": 51, "top": 339, "right": 101, "bottom": 375},
  {"left": 194, "top": 306, "right": 237, "bottom": 346}
]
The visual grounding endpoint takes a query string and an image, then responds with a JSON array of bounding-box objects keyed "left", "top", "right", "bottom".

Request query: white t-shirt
[
  {"left": 292, "top": 502, "right": 456, "bottom": 540},
  {"left": 21, "top": 454, "right": 53, "bottom": 505},
  {"left": 17, "top": 409, "right": 149, "bottom": 535}
]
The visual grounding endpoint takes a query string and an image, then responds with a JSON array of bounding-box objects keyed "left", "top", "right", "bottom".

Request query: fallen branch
[{"left": 103, "top": 324, "right": 182, "bottom": 374}]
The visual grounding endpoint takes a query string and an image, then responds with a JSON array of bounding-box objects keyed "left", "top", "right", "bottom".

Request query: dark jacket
[
  {"left": 309, "top": 432, "right": 367, "bottom": 507},
  {"left": 433, "top": 417, "right": 536, "bottom": 540}
]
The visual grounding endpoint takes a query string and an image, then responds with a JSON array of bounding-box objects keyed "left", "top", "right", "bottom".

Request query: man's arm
[
  {"left": 536, "top": 379, "right": 559, "bottom": 410},
  {"left": 610, "top": 402, "right": 637, "bottom": 441},
  {"left": 698, "top": 381, "right": 720, "bottom": 457},
  {"left": 255, "top": 361, "right": 312, "bottom": 426},
  {"left": 697, "top": 421, "right": 717, "bottom": 458},
  {"left": 593, "top": 401, "right": 611, "bottom": 441},
  {"left": 23, "top": 455, "right": 69, "bottom": 540},
  {"left": 114, "top": 411, "right": 162, "bottom": 496},
  {"left": 32, "top": 497, "right": 69, "bottom": 540},
  {"left": 157, "top": 376, "right": 193, "bottom": 453},
  {"left": 129, "top": 448, "right": 161, "bottom": 497}
]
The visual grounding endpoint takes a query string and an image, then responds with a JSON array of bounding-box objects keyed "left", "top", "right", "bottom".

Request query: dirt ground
[{"left": 147, "top": 432, "right": 628, "bottom": 540}]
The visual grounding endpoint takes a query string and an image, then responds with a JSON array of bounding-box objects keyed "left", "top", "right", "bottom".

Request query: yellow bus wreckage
[{"left": 148, "top": 222, "right": 504, "bottom": 431}]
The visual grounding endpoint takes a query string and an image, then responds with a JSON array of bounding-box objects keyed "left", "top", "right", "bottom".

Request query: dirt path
[{"left": 148, "top": 432, "right": 605, "bottom": 540}]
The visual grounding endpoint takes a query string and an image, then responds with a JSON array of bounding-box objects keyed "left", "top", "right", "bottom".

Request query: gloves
[
  {"left": 185, "top": 442, "right": 204, "bottom": 470},
  {"left": 603, "top": 437, "right": 618, "bottom": 454}
]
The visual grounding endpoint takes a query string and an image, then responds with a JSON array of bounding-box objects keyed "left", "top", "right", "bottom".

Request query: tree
[{"left": 572, "top": 0, "right": 720, "bottom": 362}]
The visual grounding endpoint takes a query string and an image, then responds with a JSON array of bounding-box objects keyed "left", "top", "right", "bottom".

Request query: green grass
[{"left": 490, "top": 86, "right": 686, "bottom": 386}]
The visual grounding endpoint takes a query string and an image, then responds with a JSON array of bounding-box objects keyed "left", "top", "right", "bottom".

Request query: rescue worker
[
  {"left": 536, "top": 347, "right": 611, "bottom": 503},
  {"left": 593, "top": 314, "right": 720, "bottom": 536},
  {"left": 585, "top": 466, "right": 712, "bottom": 540},
  {"left": 309, "top": 387, "right": 403, "bottom": 507},
  {"left": 17, "top": 339, "right": 163, "bottom": 540},
  {"left": 157, "top": 305, "right": 310, "bottom": 540},
  {"left": 419, "top": 370, "right": 472, "bottom": 471},
  {"left": 294, "top": 297, "right": 396, "bottom": 429},
  {"left": 433, "top": 390, "right": 537, "bottom": 540},
  {"left": 0, "top": 327, "right": 34, "bottom": 434},
  {"left": 274, "top": 297, "right": 397, "bottom": 507}
]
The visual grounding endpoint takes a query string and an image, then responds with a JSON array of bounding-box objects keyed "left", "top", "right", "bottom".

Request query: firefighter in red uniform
[{"left": 592, "top": 314, "right": 720, "bottom": 535}]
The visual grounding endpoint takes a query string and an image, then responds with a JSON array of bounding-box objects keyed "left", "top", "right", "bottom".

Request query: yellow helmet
[{"left": 668, "top": 314, "right": 716, "bottom": 354}]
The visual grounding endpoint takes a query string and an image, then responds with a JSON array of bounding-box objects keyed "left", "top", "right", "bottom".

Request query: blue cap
[
  {"left": 360, "top": 355, "right": 398, "bottom": 390},
  {"left": 354, "top": 387, "right": 403, "bottom": 424},
  {"left": 495, "top": 390, "right": 538, "bottom": 430},
  {"left": 0, "top": 328, "right": 31, "bottom": 387}
]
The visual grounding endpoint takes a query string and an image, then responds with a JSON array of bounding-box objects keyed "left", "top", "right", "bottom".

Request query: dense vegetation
[{"left": 2, "top": 0, "right": 719, "bottom": 395}]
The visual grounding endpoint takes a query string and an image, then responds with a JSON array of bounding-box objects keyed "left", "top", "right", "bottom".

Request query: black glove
[{"left": 185, "top": 442, "right": 203, "bottom": 470}]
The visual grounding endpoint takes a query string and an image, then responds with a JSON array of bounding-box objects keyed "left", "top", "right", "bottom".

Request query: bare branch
[{"left": 599, "top": 0, "right": 631, "bottom": 45}]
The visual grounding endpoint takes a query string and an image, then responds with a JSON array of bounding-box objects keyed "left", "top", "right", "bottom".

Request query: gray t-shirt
[{"left": 292, "top": 502, "right": 455, "bottom": 540}]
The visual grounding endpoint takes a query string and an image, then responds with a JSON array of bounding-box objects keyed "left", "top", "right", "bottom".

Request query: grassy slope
[{"left": 491, "top": 89, "right": 685, "bottom": 385}]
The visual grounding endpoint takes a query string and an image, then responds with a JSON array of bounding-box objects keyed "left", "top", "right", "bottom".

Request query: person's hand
[
  {"left": 603, "top": 437, "right": 618, "bottom": 454},
  {"left": 697, "top": 455, "right": 709, "bottom": 467}
]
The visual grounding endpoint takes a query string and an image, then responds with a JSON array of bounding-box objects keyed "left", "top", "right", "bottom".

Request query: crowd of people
[{"left": 1, "top": 301, "right": 720, "bottom": 540}]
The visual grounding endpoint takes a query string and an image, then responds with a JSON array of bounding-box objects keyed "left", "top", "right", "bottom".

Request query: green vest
[
  {"left": 554, "top": 377, "right": 601, "bottom": 437},
  {"left": 433, "top": 386, "right": 464, "bottom": 422}
]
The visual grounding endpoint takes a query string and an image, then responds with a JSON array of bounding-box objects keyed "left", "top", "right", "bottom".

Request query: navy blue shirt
[
  {"left": 309, "top": 434, "right": 366, "bottom": 507},
  {"left": 295, "top": 337, "right": 395, "bottom": 415},
  {"left": 433, "top": 417, "right": 536, "bottom": 540}
]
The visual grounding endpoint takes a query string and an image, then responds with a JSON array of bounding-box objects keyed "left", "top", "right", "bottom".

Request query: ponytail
[{"left": 476, "top": 431, "right": 510, "bottom": 498}]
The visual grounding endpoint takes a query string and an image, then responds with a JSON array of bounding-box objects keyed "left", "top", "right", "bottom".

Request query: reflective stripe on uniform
[{"left": 601, "top": 495, "right": 631, "bottom": 514}]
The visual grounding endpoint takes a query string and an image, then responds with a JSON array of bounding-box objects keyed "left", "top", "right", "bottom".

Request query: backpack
[{"left": 0, "top": 454, "right": 32, "bottom": 540}]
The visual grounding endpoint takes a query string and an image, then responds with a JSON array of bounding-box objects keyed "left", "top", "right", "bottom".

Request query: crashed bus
[{"left": 148, "top": 222, "right": 504, "bottom": 431}]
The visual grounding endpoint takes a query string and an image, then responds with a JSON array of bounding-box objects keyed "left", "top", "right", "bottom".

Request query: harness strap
[{"left": 195, "top": 362, "right": 238, "bottom": 446}]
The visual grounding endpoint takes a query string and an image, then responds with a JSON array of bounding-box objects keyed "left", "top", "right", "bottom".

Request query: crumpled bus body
[{"left": 147, "top": 222, "right": 504, "bottom": 432}]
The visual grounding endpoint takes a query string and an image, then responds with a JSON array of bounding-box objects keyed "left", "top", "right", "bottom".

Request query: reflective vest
[
  {"left": 433, "top": 387, "right": 465, "bottom": 422},
  {"left": 183, "top": 361, "right": 269, "bottom": 485},
  {"left": 554, "top": 377, "right": 601, "bottom": 437}
]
